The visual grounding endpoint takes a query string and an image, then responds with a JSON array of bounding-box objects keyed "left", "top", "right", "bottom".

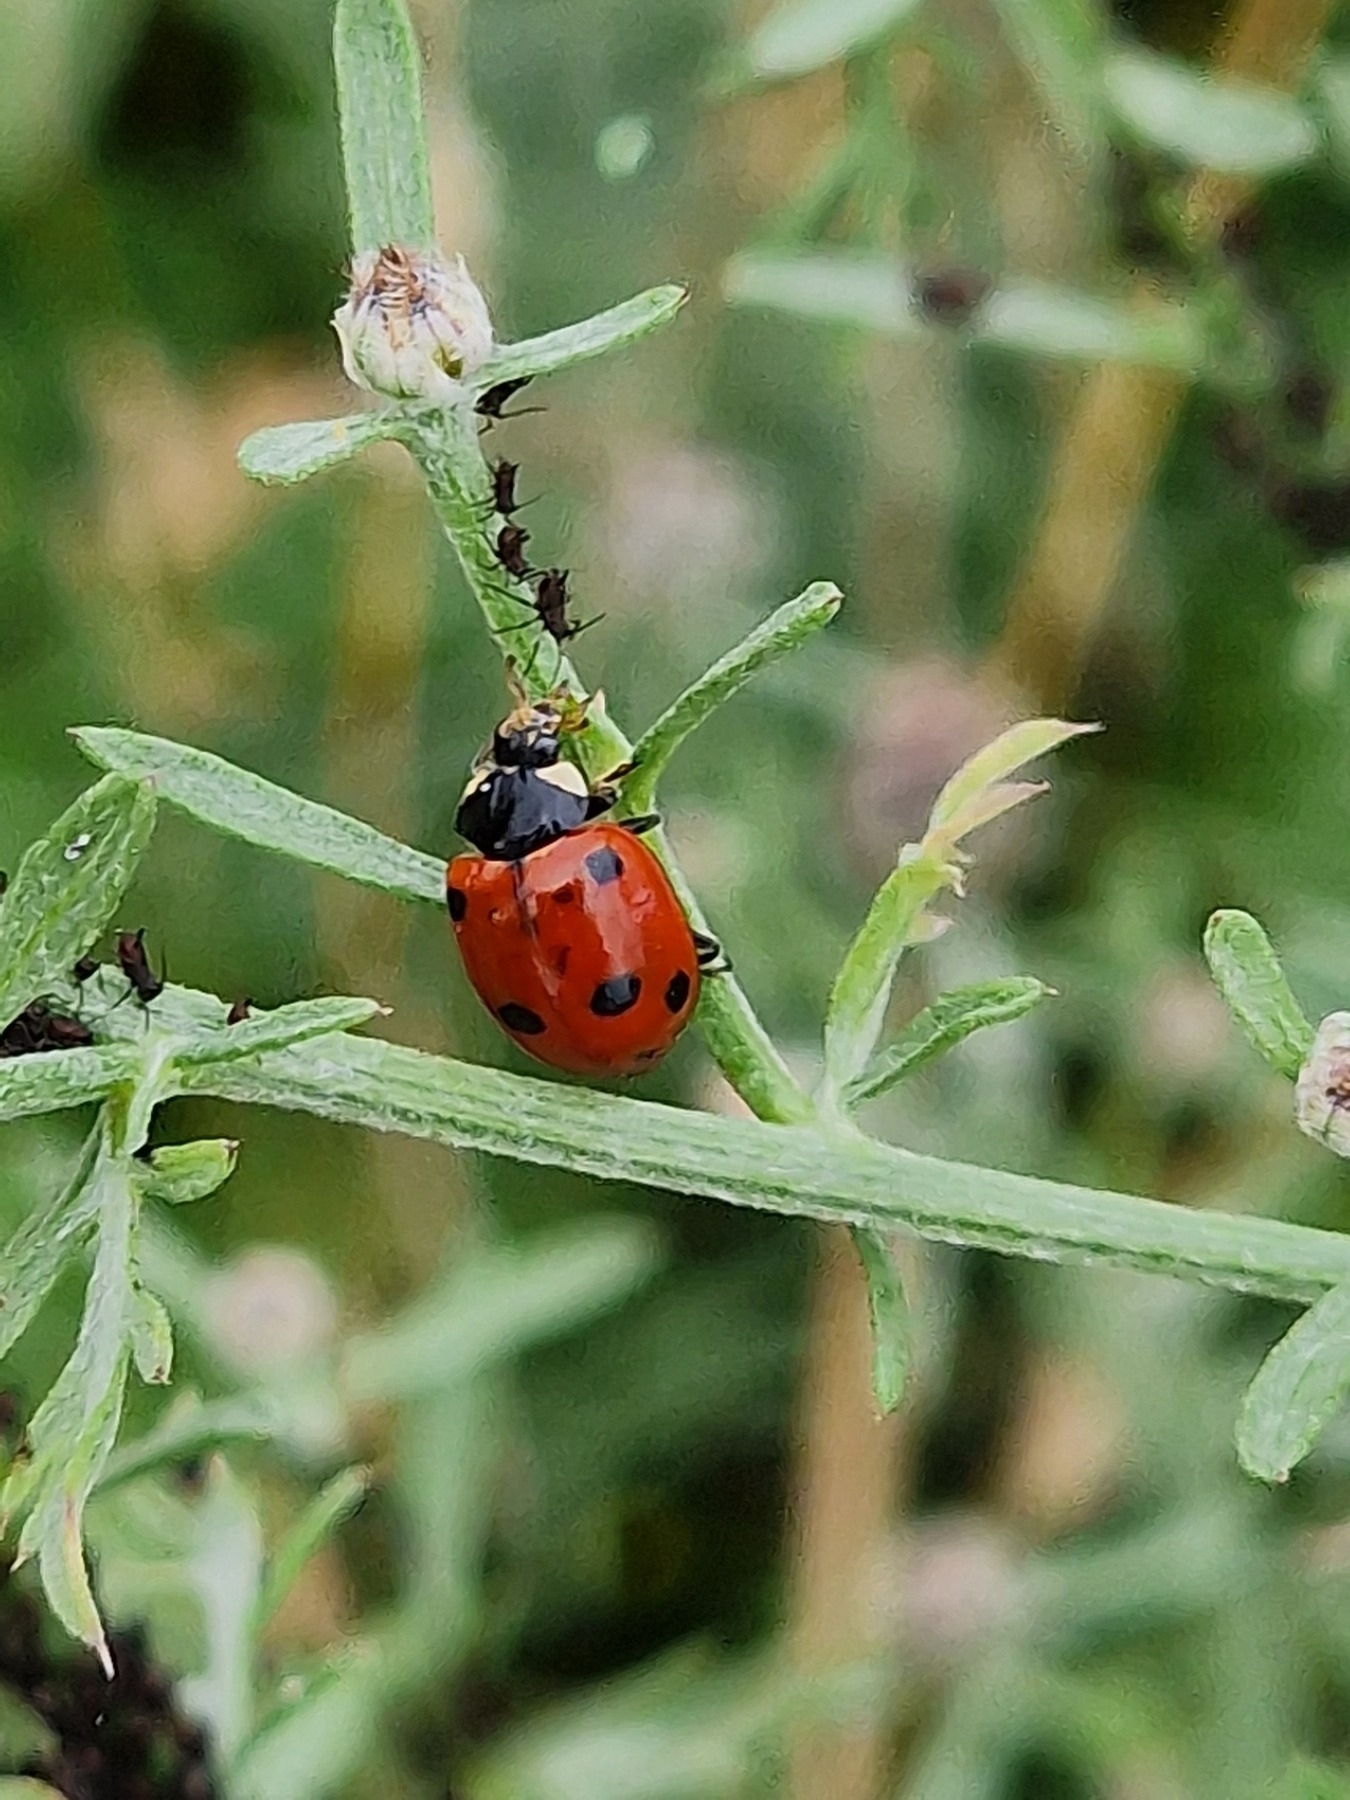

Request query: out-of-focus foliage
[{"left": 7, "top": 0, "right": 1350, "bottom": 1795}]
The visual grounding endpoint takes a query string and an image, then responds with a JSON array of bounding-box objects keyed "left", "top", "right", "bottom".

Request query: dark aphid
[
  {"left": 116, "top": 929, "right": 164, "bottom": 1004},
  {"left": 226, "top": 997, "right": 252, "bottom": 1025},
  {"left": 496, "top": 523, "right": 534, "bottom": 580},
  {"left": 474, "top": 376, "right": 537, "bottom": 425},
  {"left": 0, "top": 1000, "right": 94, "bottom": 1057},
  {"left": 913, "top": 266, "right": 992, "bottom": 327},
  {"left": 533, "top": 568, "right": 600, "bottom": 646},
  {"left": 489, "top": 457, "right": 521, "bottom": 516},
  {"left": 0, "top": 872, "right": 7, "bottom": 897},
  {"left": 72, "top": 955, "right": 99, "bottom": 983}
]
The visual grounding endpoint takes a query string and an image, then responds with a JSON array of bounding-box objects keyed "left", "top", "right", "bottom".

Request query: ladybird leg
[
  {"left": 694, "top": 931, "right": 731, "bottom": 974},
  {"left": 619, "top": 813, "right": 661, "bottom": 836}
]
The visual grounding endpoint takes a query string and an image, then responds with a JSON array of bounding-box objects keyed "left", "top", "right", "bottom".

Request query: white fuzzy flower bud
[
  {"left": 332, "top": 245, "right": 494, "bottom": 403},
  {"left": 1296, "top": 1011, "right": 1350, "bottom": 1157}
]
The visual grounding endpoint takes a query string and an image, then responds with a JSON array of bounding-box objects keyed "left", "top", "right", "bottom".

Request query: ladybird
[{"left": 447, "top": 694, "right": 715, "bottom": 1076}]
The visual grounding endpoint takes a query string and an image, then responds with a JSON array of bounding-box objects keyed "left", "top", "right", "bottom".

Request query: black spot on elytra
[
  {"left": 590, "top": 973, "right": 641, "bottom": 1017},
  {"left": 446, "top": 885, "right": 467, "bottom": 921},
  {"left": 585, "top": 845, "right": 624, "bottom": 886},
  {"left": 664, "top": 969, "right": 692, "bottom": 1013},
  {"left": 552, "top": 882, "right": 578, "bottom": 905},
  {"left": 498, "top": 1001, "right": 546, "bottom": 1035}
]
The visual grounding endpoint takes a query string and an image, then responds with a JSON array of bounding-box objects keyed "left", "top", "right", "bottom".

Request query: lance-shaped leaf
[
  {"left": 846, "top": 977, "right": 1054, "bottom": 1108},
  {"left": 5, "top": 1150, "right": 137, "bottom": 1670},
  {"left": 333, "top": 0, "right": 434, "bottom": 252},
  {"left": 625, "top": 584, "right": 842, "bottom": 812},
  {"left": 1203, "top": 910, "right": 1312, "bottom": 1081},
  {"left": 471, "top": 285, "right": 688, "bottom": 390},
  {"left": 174, "top": 996, "right": 386, "bottom": 1066},
  {"left": 928, "top": 718, "right": 1097, "bottom": 840},
  {"left": 825, "top": 720, "right": 1089, "bottom": 1103},
  {"left": 0, "top": 1128, "right": 103, "bottom": 1364},
  {"left": 72, "top": 729, "right": 442, "bottom": 903},
  {"left": 0, "top": 1043, "right": 140, "bottom": 1122},
  {"left": 237, "top": 413, "right": 407, "bottom": 487},
  {"left": 250, "top": 1467, "right": 369, "bottom": 1640},
  {"left": 724, "top": 249, "right": 921, "bottom": 337},
  {"left": 0, "top": 775, "right": 156, "bottom": 1030},
  {"left": 1236, "top": 1282, "right": 1350, "bottom": 1482},
  {"left": 730, "top": 0, "right": 924, "bottom": 86},
  {"left": 180, "top": 1457, "right": 264, "bottom": 1768},
  {"left": 855, "top": 1228, "right": 909, "bottom": 1414},
  {"left": 1104, "top": 48, "right": 1318, "bottom": 177}
]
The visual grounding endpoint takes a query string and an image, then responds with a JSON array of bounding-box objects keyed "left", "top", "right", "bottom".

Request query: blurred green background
[{"left": 9, "top": 0, "right": 1350, "bottom": 1795}]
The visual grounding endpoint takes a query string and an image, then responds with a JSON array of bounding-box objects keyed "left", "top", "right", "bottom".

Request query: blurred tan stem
[
  {"left": 986, "top": 0, "right": 1335, "bottom": 712},
  {"left": 787, "top": 1228, "right": 905, "bottom": 1798}
]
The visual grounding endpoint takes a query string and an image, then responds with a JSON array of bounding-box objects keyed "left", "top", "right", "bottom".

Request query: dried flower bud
[
  {"left": 1296, "top": 1011, "right": 1350, "bottom": 1157},
  {"left": 332, "top": 245, "right": 493, "bottom": 404}
]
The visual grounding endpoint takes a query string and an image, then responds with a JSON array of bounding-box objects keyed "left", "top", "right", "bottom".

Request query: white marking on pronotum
[{"left": 536, "top": 761, "right": 588, "bottom": 797}]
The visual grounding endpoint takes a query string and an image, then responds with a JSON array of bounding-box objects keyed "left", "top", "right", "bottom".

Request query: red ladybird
[{"left": 446, "top": 694, "right": 717, "bottom": 1076}]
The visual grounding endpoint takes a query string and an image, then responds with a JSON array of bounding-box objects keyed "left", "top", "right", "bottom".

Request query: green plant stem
[
  {"left": 402, "top": 411, "right": 817, "bottom": 1125},
  {"left": 176, "top": 1029, "right": 1350, "bottom": 1305}
]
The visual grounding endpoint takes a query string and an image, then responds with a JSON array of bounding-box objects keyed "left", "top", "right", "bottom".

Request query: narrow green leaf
[
  {"left": 129, "top": 1285, "right": 173, "bottom": 1384},
  {"left": 930, "top": 718, "right": 1096, "bottom": 834},
  {"left": 7, "top": 1152, "right": 137, "bottom": 1668},
  {"left": 132, "top": 1138, "right": 239, "bottom": 1206},
  {"left": 0, "top": 774, "right": 156, "bottom": 1029},
  {"left": 845, "top": 977, "right": 1053, "bottom": 1108},
  {"left": 735, "top": 0, "right": 923, "bottom": 85},
  {"left": 343, "top": 1219, "right": 660, "bottom": 1405},
  {"left": 0, "top": 1781, "right": 65, "bottom": 1798},
  {"left": 97, "top": 1393, "right": 285, "bottom": 1496},
  {"left": 181, "top": 1457, "right": 264, "bottom": 1766},
  {"left": 978, "top": 281, "right": 1204, "bottom": 372},
  {"left": 1103, "top": 49, "right": 1318, "bottom": 176},
  {"left": 176, "top": 1024, "right": 1350, "bottom": 1304},
  {"left": 987, "top": 0, "right": 1108, "bottom": 161},
  {"left": 237, "top": 413, "right": 406, "bottom": 487},
  {"left": 724, "top": 249, "right": 920, "bottom": 337},
  {"left": 823, "top": 847, "right": 954, "bottom": 1101},
  {"left": 625, "top": 584, "right": 842, "bottom": 812},
  {"left": 332, "top": 0, "right": 433, "bottom": 252},
  {"left": 250, "top": 1467, "right": 369, "bottom": 1640},
  {"left": 1237, "top": 1281, "right": 1350, "bottom": 1482},
  {"left": 72, "top": 728, "right": 443, "bottom": 903},
  {"left": 0, "top": 1128, "right": 103, "bottom": 1364},
  {"left": 471, "top": 284, "right": 688, "bottom": 390},
  {"left": 175, "top": 996, "right": 386, "bottom": 1066},
  {"left": 0, "top": 1043, "right": 139, "bottom": 1122},
  {"left": 854, "top": 1228, "right": 909, "bottom": 1413},
  {"left": 1203, "top": 909, "right": 1312, "bottom": 1081}
]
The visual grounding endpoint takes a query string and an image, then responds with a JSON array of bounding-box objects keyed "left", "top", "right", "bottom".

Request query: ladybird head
[{"left": 490, "top": 696, "right": 567, "bottom": 770}]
